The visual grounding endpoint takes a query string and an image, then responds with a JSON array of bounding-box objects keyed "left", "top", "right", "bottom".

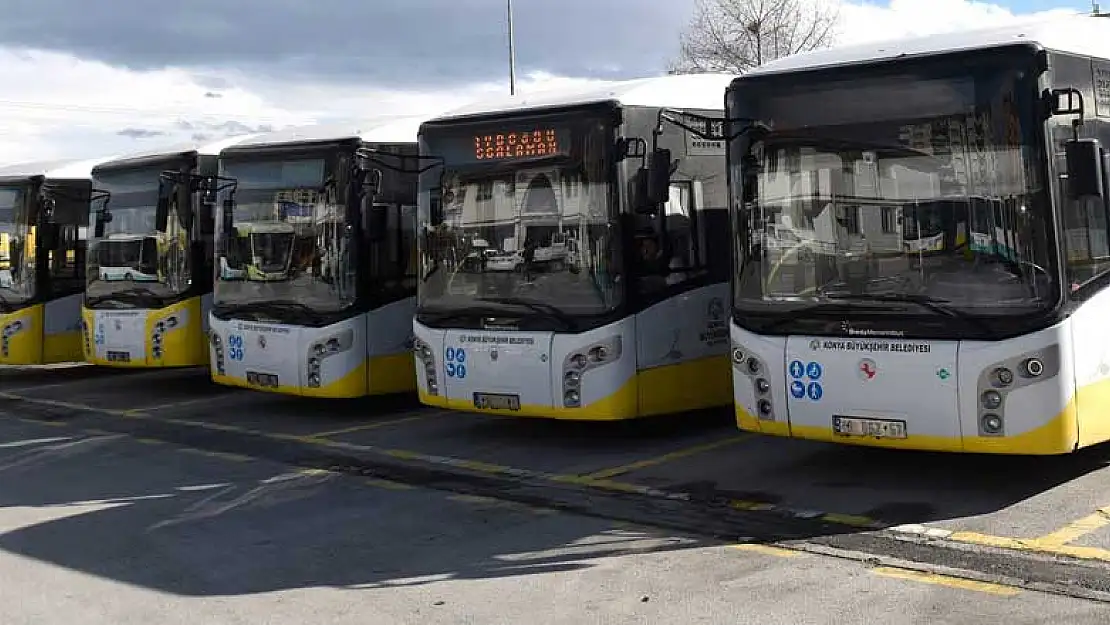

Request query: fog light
[
  {"left": 758, "top": 399, "right": 772, "bottom": 415},
  {"left": 588, "top": 345, "right": 608, "bottom": 362},
  {"left": 747, "top": 357, "right": 761, "bottom": 375},
  {"left": 166, "top": 316, "right": 178, "bottom": 328},
  {"left": 308, "top": 357, "right": 321, "bottom": 369},
  {"left": 756, "top": 378, "right": 771, "bottom": 394},
  {"left": 326, "top": 338, "right": 340, "bottom": 352},
  {"left": 156, "top": 322, "right": 165, "bottom": 332},
  {"left": 993, "top": 367, "right": 1013, "bottom": 387},
  {"left": 570, "top": 353, "right": 587, "bottom": 368},
  {"left": 565, "top": 370, "right": 580, "bottom": 384},
  {"left": 313, "top": 343, "right": 325, "bottom": 356},
  {"left": 732, "top": 348, "right": 745, "bottom": 364},
  {"left": 1023, "top": 358, "right": 1044, "bottom": 377},
  {"left": 981, "top": 413, "right": 1003, "bottom": 434},
  {"left": 308, "top": 373, "right": 321, "bottom": 387},
  {"left": 981, "top": 390, "right": 1003, "bottom": 410},
  {"left": 427, "top": 381, "right": 438, "bottom": 393},
  {"left": 565, "top": 389, "right": 580, "bottom": 404}
]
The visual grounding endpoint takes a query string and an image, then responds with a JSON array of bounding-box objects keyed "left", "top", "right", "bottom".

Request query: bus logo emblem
[
  {"left": 258, "top": 336, "right": 267, "bottom": 349},
  {"left": 490, "top": 349, "right": 498, "bottom": 361},
  {"left": 859, "top": 359, "right": 877, "bottom": 380}
]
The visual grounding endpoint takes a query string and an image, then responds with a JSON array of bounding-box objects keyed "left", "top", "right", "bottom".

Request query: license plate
[
  {"left": 474, "top": 392, "right": 521, "bottom": 411},
  {"left": 106, "top": 350, "right": 131, "bottom": 363},
  {"left": 833, "top": 416, "right": 907, "bottom": 439},
  {"left": 246, "top": 371, "right": 279, "bottom": 388}
]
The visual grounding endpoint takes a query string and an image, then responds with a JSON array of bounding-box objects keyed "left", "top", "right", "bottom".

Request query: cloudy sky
[{"left": 0, "top": 0, "right": 1090, "bottom": 164}]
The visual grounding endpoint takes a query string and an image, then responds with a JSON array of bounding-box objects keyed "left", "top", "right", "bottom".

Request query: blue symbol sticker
[
  {"left": 806, "top": 361, "right": 823, "bottom": 380},
  {"left": 789, "top": 360, "right": 805, "bottom": 379},
  {"left": 789, "top": 380, "right": 806, "bottom": 399},
  {"left": 446, "top": 363, "right": 467, "bottom": 379},
  {"left": 445, "top": 346, "right": 456, "bottom": 361},
  {"left": 807, "top": 381, "right": 823, "bottom": 401},
  {"left": 228, "top": 334, "right": 244, "bottom": 361}
]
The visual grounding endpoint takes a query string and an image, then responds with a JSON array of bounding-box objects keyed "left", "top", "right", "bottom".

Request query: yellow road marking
[
  {"left": 0, "top": 392, "right": 132, "bottom": 417},
  {"left": 309, "top": 415, "right": 426, "bottom": 438},
  {"left": 871, "top": 566, "right": 1020, "bottom": 596},
  {"left": 582, "top": 434, "right": 751, "bottom": 480},
  {"left": 945, "top": 529, "right": 1110, "bottom": 562},
  {"left": 365, "top": 478, "right": 414, "bottom": 491},
  {"left": 176, "top": 447, "right": 254, "bottom": 463},
  {"left": 127, "top": 394, "right": 240, "bottom": 414},
  {"left": 1033, "top": 507, "right": 1110, "bottom": 547},
  {"left": 733, "top": 543, "right": 799, "bottom": 558},
  {"left": 17, "top": 417, "right": 65, "bottom": 427}
]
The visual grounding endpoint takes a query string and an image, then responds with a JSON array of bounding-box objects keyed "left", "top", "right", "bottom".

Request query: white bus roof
[
  {"left": 225, "top": 115, "right": 432, "bottom": 153},
  {"left": 746, "top": 13, "right": 1100, "bottom": 77},
  {"left": 93, "top": 135, "right": 263, "bottom": 171},
  {"left": 0, "top": 155, "right": 122, "bottom": 181},
  {"left": 427, "top": 73, "right": 738, "bottom": 123}
]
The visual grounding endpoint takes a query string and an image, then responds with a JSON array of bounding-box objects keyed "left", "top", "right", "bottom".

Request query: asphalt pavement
[{"left": 3, "top": 364, "right": 1110, "bottom": 623}]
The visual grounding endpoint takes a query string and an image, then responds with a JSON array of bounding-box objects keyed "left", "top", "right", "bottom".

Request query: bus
[
  {"left": 207, "top": 118, "right": 425, "bottom": 397},
  {"left": 723, "top": 16, "right": 1110, "bottom": 454},
  {"left": 83, "top": 137, "right": 257, "bottom": 367},
  {"left": 413, "top": 74, "right": 737, "bottom": 420},
  {"left": 0, "top": 157, "right": 117, "bottom": 365}
]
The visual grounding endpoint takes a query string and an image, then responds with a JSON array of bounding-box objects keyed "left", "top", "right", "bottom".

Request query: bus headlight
[
  {"left": 732, "top": 348, "right": 745, "bottom": 364},
  {"left": 308, "top": 372, "right": 321, "bottom": 388},
  {"left": 1022, "top": 358, "right": 1044, "bottom": 378},
  {"left": 756, "top": 378, "right": 771, "bottom": 394},
  {"left": 993, "top": 367, "right": 1013, "bottom": 387},
  {"left": 981, "top": 413, "right": 1004, "bottom": 435},
  {"left": 981, "top": 390, "right": 1003, "bottom": 410},
  {"left": 413, "top": 337, "right": 438, "bottom": 396},
  {"left": 564, "top": 370, "right": 580, "bottom": 386},
  {"left": 569, "top": 353, "right": 587, "bottom": 368},
  {"left": 564, "top": 389, "right": 580, "bottom": 406},
  {"left": 561, "top": 335, "right": 622, "bottom": 408},
  {"left": 746, "top": 357, "right": 761, "bottom": 375},
  {"left": 758, "top": 399, "right": 773, "bottom": 416}
]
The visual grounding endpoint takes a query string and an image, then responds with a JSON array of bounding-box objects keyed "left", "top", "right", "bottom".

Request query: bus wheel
[{"left": 124, "top": 273, "right": 133, "bottom": 281}]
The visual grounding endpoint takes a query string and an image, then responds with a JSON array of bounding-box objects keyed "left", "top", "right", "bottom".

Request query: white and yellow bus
[
  {"left": 0, "top": 157, "right": 117, "bottom": 365},
  {"left": 413, "top": 74, "right": 737, "bottom": 420},
  {"left": 82, "top": 137, "right": 258, "bottom": 367},
  {"left": 207, "top": 119, "right": 425, "bottom": 397},
  {"left": 725, "top": 16, "right": 1110, "bottom": 454}
]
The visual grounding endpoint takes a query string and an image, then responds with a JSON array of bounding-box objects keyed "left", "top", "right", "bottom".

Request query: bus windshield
[
  {"left": 215, "top": 155, "right": 356, "bottom": 315},
  {"left": 0, "top": 185, "right": 33, "bottom": 308},
  {"left": 728, "top": 49, "right": 1057, "bottom": 330},
  {"left": 417, "top": 113, "right": 619, "bottom": 319},
  {"left": 88, "top": 164, "right": 189, "bottom": 305}
]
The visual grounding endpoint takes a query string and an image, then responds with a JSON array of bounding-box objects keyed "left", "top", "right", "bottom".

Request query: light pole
[{"left": 507, "top": 0, "right": 518, "bottom": 95}]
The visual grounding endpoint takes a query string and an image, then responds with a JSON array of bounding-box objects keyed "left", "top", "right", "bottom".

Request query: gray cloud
[
  {"left": 116, "top": 128, "right": 164, "bottom": 138},
  {"left": 0, "top": 0, "right": 693, "bottom": 87}
]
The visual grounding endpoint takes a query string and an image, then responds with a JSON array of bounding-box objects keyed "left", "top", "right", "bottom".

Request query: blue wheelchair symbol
[
  {"left": 789, "top": 360, "right": 805, "bottom": 379},
  {"left": 789, "top": 380, "right": 806, "bottom": 399},
  {"left": 806, "top": 361, "right": 822, "bottom": 380},
  {"left": 807, "top": 382, "right": 823, "bottom": 401}
]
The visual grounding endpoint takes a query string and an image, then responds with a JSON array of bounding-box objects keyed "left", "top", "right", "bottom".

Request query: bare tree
[{"left": 670, "top": 0, "right": 839, "bottom": 74}]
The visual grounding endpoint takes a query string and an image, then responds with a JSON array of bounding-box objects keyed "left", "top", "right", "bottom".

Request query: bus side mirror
[
  {"left": 644, "top": 148, "right": 672, "bottom": 208},
  {"left": 741, "top": 155, "right": 759, "bottom": 204},
  {"left": 155, "top": 195, "right": 170, "bottom": 232},
  {"left": 1066, "top": 138, "right": 1104, "bottom": 199},
  {"left": 221, "top": 198, "right": 234, "bottom": 236},
  {"left": 198, "top": 202, "right": 214, "bottom": 235}
]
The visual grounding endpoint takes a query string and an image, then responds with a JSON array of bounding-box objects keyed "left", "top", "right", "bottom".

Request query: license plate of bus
[
  {"left": 246, "top": 371, "right": 279, "bottom": 388},
  {"left": 106, "top": 350, "right": 131, "bottom": 363},
  {"left": 833, "top": 416, "right": 907, "bottom": 439},
  {"left": 473, "top": 392, "right": 520, "bottom": 411}
]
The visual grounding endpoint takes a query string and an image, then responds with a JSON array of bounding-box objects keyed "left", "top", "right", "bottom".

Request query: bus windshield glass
[
  {"left": 215, "top": 155, "right": 356, "bottom": 315},
  {"left": 0, "top": 185, "right": 33, "bottom": 307},
  {"left": 417, "top": 113, "right": 619, "bottom": 318},
  {"left": 728, "top": 51, "right": 1057, "bottom": 325},
  {"left": 88, "top": 164, "right": 188, "bottom": 305}
]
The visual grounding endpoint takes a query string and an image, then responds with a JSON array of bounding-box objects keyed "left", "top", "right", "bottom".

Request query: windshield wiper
[
  {"left": 215, "top": 300, "right": 326, "bottom": 326},
  {"left": 86, "top": 286, "right": 167, "bottom": 309},
  {"left": 473, "top": 296, "right": 576, "bottom": 330}
]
